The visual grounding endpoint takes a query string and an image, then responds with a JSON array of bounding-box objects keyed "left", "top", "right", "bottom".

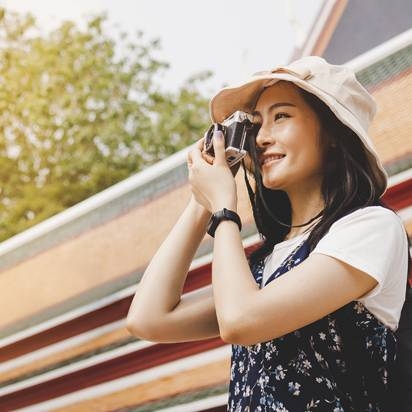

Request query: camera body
[{"left": 203, "top": 110, "right": 259, "bottom": 168}]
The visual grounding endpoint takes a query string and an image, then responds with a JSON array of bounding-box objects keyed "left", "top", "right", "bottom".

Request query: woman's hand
[{"left": 187, "top": 131, "right": 238, "bottom": 213}]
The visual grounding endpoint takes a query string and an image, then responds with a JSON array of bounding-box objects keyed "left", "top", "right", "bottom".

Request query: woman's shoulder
[
  {"left": 312, "top": 205, "right": 408, "bottom": 290},
  {"left": 331, "top": 205, "right": 404, "bottom": 231},
  {"left": 315, "top": 205, "right": 408, "bottom": 253}
]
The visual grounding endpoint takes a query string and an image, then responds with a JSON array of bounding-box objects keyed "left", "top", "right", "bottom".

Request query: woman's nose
[{"left": 255, "top": 125, "right": 274, "bottom": 149}]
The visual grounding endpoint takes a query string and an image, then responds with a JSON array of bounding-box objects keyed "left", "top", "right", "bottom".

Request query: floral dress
[{"left": 227, "top": 239, "right": 398, "bottom": 411}]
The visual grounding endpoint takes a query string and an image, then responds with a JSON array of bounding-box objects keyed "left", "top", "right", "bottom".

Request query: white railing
[{"left": 0, "top": 28, "right": 411, "bottom": 259}]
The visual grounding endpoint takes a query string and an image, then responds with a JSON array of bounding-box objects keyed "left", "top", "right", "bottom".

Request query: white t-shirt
[{"left": 262, "top": 206, "right": 409, "bottom": 332}]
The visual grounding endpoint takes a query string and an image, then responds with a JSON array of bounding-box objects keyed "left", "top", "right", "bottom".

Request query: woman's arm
[
  {"left": 214, "top": 207, "right": 406, "bottom": 346},
  {"left": 126, "top": 195, "right": 221, "bottom": 342},
  {"left": 211, "top": 222, "right": 379, "bottom": 345}
]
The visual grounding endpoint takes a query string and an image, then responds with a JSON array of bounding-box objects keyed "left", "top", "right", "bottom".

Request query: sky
[{"left": 1, "top": 0, "right": 325, "bottom": 95}]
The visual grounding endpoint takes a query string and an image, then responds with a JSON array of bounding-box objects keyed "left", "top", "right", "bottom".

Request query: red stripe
[{"left": 0, "top": 337, "right": 225, "bottom": 410}]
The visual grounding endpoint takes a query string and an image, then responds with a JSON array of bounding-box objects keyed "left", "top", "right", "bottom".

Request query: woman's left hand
[{"left": 187, "top": 131, "right": 238, "bottom": 213}]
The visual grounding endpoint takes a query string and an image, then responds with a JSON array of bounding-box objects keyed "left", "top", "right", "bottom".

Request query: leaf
[{"left": 0, "top": 9, "right": 212, "bottom": 242}]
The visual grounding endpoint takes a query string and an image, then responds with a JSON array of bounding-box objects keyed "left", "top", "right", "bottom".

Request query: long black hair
[{"left": 241, "top": 84, "right": 408, "bottom": 268}]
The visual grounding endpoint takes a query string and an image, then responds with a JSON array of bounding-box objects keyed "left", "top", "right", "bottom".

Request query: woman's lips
[{"left": 262, "top": 157, "right": 286, "bottom": 167}]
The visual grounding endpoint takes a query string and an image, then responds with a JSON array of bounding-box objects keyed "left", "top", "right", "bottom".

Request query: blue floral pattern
[{"left": 227, "top": 240, "right": 397, "bottom": 411}]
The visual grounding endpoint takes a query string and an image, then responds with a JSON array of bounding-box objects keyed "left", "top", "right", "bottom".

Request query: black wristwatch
[{"left": 207, "top": 208, "right": 242, "bottom": 238}]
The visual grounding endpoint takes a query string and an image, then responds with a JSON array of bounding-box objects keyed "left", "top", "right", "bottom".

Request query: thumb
[{"left": 212, "top": 130, "right": 227, "bottom": 166}]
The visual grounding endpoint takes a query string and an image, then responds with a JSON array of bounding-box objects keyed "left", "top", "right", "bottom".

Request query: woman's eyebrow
[{"left": 252, "top": 102, "right": 296, "bottom": 117}]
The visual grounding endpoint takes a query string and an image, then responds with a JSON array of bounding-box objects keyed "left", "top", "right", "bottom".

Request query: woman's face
[{"left": 252, "top": 81, "right": 324, "bottom": 193}]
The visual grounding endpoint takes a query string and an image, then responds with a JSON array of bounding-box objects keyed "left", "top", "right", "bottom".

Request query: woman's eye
[{"left": 274, "top": 113, "right": 289, "bottom": 121}]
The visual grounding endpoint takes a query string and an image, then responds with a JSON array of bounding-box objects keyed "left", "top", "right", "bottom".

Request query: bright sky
[{"left": 2, "top": 0, "right": 324, "bottom": 95}]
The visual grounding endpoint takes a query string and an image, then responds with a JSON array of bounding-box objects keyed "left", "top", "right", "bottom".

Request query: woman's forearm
[
  {"left": 126, "top": 195, "right": 212, "bottom": 330},
  {"left": 212, "top": 218, "right": 259, "bottom": 340}
]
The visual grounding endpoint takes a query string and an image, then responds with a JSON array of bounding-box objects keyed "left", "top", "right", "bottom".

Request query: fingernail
[{"left": 214, "top": 131, "right": 224, "bottom": 140}]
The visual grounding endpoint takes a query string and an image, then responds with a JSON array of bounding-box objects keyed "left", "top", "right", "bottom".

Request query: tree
[{"left": 0, "top": 9, "right": 212, "bottom": 241}]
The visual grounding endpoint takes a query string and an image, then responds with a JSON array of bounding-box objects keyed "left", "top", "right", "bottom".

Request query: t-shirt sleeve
[{"left": 310, "top": 206, "right": 408, "bottom": 299}]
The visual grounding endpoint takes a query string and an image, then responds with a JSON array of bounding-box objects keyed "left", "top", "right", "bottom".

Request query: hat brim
[{"left": 210, "top": 74, "right": 388, "bottom": 197}]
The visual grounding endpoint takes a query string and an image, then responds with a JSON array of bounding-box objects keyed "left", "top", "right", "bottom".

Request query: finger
[
  {"left": 202, "top": 152, "right": 214, "bottom": 165},
  {"left": 190, "top": 145, "right": 204, "bottom": 164},
  {"left": 187, "top": 144, "right": 202, "bottom": 167},
  {"left": 195, "top": 136, "right": 205, "bottom": 151},
  {"left": 212, "top": 130, "right": 227, "bottom": 166},
  {"left": 243, "top": 153, "right": 255, "bottom": 174},
  {"left": 187, "top": 151, "right": 192, "bottom": 167}
]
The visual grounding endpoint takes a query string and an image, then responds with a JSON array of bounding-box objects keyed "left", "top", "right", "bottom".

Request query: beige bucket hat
[{"left": 209, "top": 55, "right": 388, "bottom": 198}]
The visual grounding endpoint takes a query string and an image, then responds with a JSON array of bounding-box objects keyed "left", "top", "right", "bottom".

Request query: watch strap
[{"left": 207, "top": 208, "right": 242, "bottom": 238}]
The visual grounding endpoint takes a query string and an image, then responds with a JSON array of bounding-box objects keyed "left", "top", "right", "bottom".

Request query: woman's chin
[{"left": 262, "top": 177, "right": 286, "bottom": 191}]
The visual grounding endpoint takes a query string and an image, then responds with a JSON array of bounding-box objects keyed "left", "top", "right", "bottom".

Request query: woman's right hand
[
  {"left": 194, "top": 136, "right": 242, "bottom": 176},
  {"left": 188, "top": 137, "right": 213, "bottom": 211},
  {"left": 197, "top": 136, "right": 215, "bottom": 165}
]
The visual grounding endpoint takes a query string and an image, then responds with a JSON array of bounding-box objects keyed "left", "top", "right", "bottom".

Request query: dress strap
[{"left": 261, "top": 238, "right": 308, "bottom": 288}]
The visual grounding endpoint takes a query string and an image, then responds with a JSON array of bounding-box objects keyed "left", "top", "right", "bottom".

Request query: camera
[{"left": 203, "top": 110, "right": 260, "bottom": 168}]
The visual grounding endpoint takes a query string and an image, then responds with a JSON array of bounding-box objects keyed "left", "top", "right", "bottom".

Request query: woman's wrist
[
  {"left": 187, "top": 194, "right": 237, "bottom": 217},
  {"left": 211, "top": 198, "right": 238, "bottom": 214},
  {"left": 188, "top": 195, "right": 212, "bottom": 219}
]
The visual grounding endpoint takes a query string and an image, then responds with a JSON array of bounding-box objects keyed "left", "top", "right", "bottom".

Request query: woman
[{"left": 126, "top": 56, "right": 410, "bottom": 411}]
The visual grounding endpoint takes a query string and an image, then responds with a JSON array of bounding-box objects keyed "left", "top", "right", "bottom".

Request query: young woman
[{"left": 127, "top": 56, "right": 410, "bottom": 411}]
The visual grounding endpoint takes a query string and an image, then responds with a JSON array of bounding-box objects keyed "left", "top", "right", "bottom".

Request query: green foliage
[{"left": 0, "top": 9, "right": 211, "bottom": 241}]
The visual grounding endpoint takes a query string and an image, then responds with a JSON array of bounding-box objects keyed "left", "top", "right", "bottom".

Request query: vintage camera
[{"left": 203, "top": 110, "right": 260, "bottom": 168}]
